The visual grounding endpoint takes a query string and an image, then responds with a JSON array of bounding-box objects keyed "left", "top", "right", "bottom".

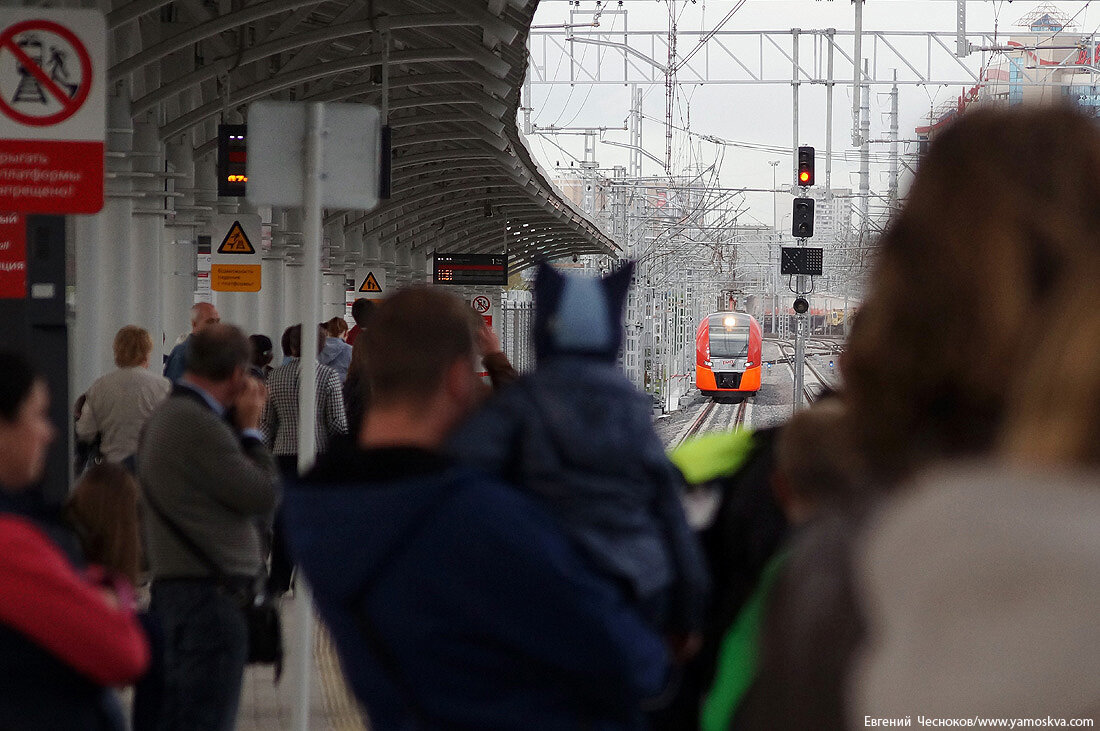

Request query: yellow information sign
[
  {"left": 359, "top": 271, "right": 382, "bottom": 293},
  {"left": 211, "top": 264, "right": 261, "bottom": 292}
]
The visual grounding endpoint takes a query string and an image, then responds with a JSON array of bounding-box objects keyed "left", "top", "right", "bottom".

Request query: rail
[
  {"left": 676, "top": 398, "right": 748, "bottom": 447},
  {"left": 775, "top": 340, "right": 835, "bottom": 405}
]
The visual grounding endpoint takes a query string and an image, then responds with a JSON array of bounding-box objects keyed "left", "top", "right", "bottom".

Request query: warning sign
[
  {"left": 359, "top": 271, "right": 381, "bottom": 293},
  {"left": 354, "top": 266, "right": 385, "bottom": 300},
  {"left": 210, "top": 214, "right": 261, "bottom": 292},
  {"left": 0, "top": 9, "right": 105, "bottom": 214},
  {"left": 0, "top": 212, "right": 25, "bottom": 299},
  {"left": 472, "top": 295, "right": 491, "bottom": 314},
  {"left": 217, "top": 220, "right": 255, "bottom": 254},
  {"left": 0, "top": 20, "right": 91, "bottom": 127}
]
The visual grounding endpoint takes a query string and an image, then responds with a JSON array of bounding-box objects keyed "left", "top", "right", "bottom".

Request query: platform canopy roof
[{"left": 107, "top": 0, "right": 618, "bottom": 272}]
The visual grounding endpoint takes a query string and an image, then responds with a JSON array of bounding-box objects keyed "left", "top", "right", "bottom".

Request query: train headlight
[{"left": 723, "top": 315, "right": 736, "bottom": 328}]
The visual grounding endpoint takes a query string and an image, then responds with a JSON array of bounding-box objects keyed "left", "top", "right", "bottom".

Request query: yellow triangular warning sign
[
  {"left": 359, "top": 272, "right": 382, "bottom": 293},
  {"left": 217, "top": 221, "right": 255, "bottom": 254}
]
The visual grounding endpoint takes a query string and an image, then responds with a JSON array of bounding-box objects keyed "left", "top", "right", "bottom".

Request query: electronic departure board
[
  {"left": 217, "top": 124, "right": 248, "bottom": 197},
  {"left": 433, "top": 253, "right": 508, "bottom": 286}
]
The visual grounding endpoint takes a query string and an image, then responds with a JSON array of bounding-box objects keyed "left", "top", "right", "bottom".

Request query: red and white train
[{"left": 695, "top": 312, "right": 762, "bottom": 400}]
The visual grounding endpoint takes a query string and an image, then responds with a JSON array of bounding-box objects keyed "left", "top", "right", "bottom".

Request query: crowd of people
[{"left": 0, "top": 104, "right": 1097, "bottom": 730}]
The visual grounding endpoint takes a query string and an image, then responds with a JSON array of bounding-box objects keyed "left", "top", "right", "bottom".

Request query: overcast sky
[{"left": 525, "top": 1, "right": 1087, "bottom": 228}]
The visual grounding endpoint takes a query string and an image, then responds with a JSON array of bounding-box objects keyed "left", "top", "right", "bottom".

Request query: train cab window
[{"left": 710, "top": 324, "right": 750, "bottom": 358}]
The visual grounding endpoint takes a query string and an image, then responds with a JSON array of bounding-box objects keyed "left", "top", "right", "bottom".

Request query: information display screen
[
  {"left": 217, "top": 124, "right": 248, "bottom": 197},
  {"left": 780, "top": 246, "right": 824, "bottom": 276},
  {"left": 433, "top": 253, "right": 508, "bottom": 286}
]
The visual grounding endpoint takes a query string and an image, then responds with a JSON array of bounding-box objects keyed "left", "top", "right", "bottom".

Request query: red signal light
[{"left": 797, "top": 145, "right": 815, "bottom": 187}]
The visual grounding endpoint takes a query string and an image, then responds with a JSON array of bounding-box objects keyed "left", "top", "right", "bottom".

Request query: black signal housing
[{"left": 797, "top": 145, "right": 815, "bottom": 187}]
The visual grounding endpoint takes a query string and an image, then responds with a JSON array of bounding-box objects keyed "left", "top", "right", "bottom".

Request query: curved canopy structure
[{"left": 107, "top": 0, "right": 618, "bottom": 272}]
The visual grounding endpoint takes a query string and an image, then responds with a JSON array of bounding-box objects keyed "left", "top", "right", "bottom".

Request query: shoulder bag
[{"left": 143, "top": 489, "right": 284, "bottom": 677}]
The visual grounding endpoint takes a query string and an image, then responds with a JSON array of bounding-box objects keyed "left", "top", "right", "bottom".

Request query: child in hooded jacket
[{"left": 449, "top": 262, "right": 709, "bottom": 642}]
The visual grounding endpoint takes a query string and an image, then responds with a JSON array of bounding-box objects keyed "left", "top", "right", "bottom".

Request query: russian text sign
[
  {"left": 0, "top": 212, "right": 25, "bottom": 298},
  {"left": 0, "top": 9, "right": 105, "bottom": 214}
]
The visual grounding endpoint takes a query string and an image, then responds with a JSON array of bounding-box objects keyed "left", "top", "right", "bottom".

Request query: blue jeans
[{"left": 150, "top": 580, "right": 249, "bottom": 731}]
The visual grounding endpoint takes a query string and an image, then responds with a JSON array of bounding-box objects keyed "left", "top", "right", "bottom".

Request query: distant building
[
  {"left": 917, "top": 4, "right": 1100, "bottom": 146},
  {"left": 803, "top": 188, "right": 854, "bottom": 246}
]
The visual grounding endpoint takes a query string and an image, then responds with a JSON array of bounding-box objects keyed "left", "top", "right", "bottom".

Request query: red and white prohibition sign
[
  {"left": 472, "top": 295, "right": 491, "bottom": 314},
  {"left": 0, "top": 8, "right": 106, "bottom": 215},
  {"left": 0, "top": 20, "right": 91, "bottom": 127}
]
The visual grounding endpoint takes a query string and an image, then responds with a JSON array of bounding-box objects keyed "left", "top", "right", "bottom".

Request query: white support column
[
  {"left": 343, "top": 227, "right": 364, "bottom": 312},
  {"left": 291, "top": 103, "right": 325, "bottom": 731},
  {"left": 322, "top": 274, "right": 345, "bottom": 321},
  {"left": 395, "top": 243, "right": 412, "bottom": 286},
  {"left": 322, "top": 224, "right": 346, "bottom": 320},
  {"left": 260, "top": 256, "right": 285, "bottom": 342},
  {"left": 74, "top": 87, "right": 135, "bottom": 393},
  {"left": 132, "top": 117, "right": 164, "bottom": 358},
  {"left": 73, "top": 212, "right": 108, "bottom": 395},
  {"left": 164, "top": 140, "right": 197, "bottom": 361},
  {"left": 281, "top": 263, "right": 304, "bottom": 355},
  {"left": 109, "top": 91, "right": 136, "bottom": 327},
  {"left": 410, "top": 249, "right": 427, "bottom": 283},
  {"left": 380, "top": 240, "right": 397, "bottom": 292},
  {"left": 194, "top": 154, "right": 220, "bottom": 321}
]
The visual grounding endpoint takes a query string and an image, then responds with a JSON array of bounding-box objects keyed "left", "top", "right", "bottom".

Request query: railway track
[
  {"left": 774, "top": 340, "right": 835, "bottom": 404},
  {"left": 675, "top": 397, "right": 749, "bottom": 447}
]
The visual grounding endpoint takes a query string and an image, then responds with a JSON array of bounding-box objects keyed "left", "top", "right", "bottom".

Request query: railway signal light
[
  {"left": 792, "top": 197, "right": 815, "bottom": 238},
  {"left": 797, "top": 145, "right": 815, "bottom": 187},
  {"left": 781, "top": 246, "right": 824, "bottom": 275},
  {"left": 794, "top": 297, "right": 809, "bottom": 314}
]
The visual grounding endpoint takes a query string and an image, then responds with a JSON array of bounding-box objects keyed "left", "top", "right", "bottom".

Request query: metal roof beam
[
  {"left": 111, "top": 0, "right": 327, "bottom": 80},
  {"left": 161, "top": 51, "right": 497, "bottom": 139}
]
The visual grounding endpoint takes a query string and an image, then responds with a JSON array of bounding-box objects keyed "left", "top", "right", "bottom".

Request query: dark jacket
[
  {"left": 138, "top": 384, "right": 279, "bottom": 580},
  {"left": 283, "top": 445, "right": 668, "bottom": 731},
  {"left": 162, "top": 335, "right": 192, "bottom": 383},
  {"left": 650, "top": 427, "right": 788, "bottom": 731},
  {"left": 448, "top": 356, "right": 709, "bottom": 632}
]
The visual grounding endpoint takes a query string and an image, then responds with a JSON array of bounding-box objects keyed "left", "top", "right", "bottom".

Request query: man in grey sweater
[{"left": 138, "top": 324, "right": 278, "bottom": 731}]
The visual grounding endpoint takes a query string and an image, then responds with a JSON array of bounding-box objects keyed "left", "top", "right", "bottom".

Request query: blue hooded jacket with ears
[
  {"left": 533, "top": 261, "right": 635, "bottom": 364},
  {"left": 451, "top": 260, "right": 709, "bottom": 633}
]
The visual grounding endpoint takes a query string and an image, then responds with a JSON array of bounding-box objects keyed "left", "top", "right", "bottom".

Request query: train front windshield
[{"left": 709, "top": 324, "right": 750, "bottom": 358}]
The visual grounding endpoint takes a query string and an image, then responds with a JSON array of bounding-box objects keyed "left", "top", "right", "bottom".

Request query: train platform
[{"left": 236, "top": 595, "right": 367, "bottom": 731}]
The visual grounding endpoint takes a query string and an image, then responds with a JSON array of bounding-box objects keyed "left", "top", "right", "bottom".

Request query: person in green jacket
[{"left": 700, "top": 397, "right": 862, "bottom": 730}]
